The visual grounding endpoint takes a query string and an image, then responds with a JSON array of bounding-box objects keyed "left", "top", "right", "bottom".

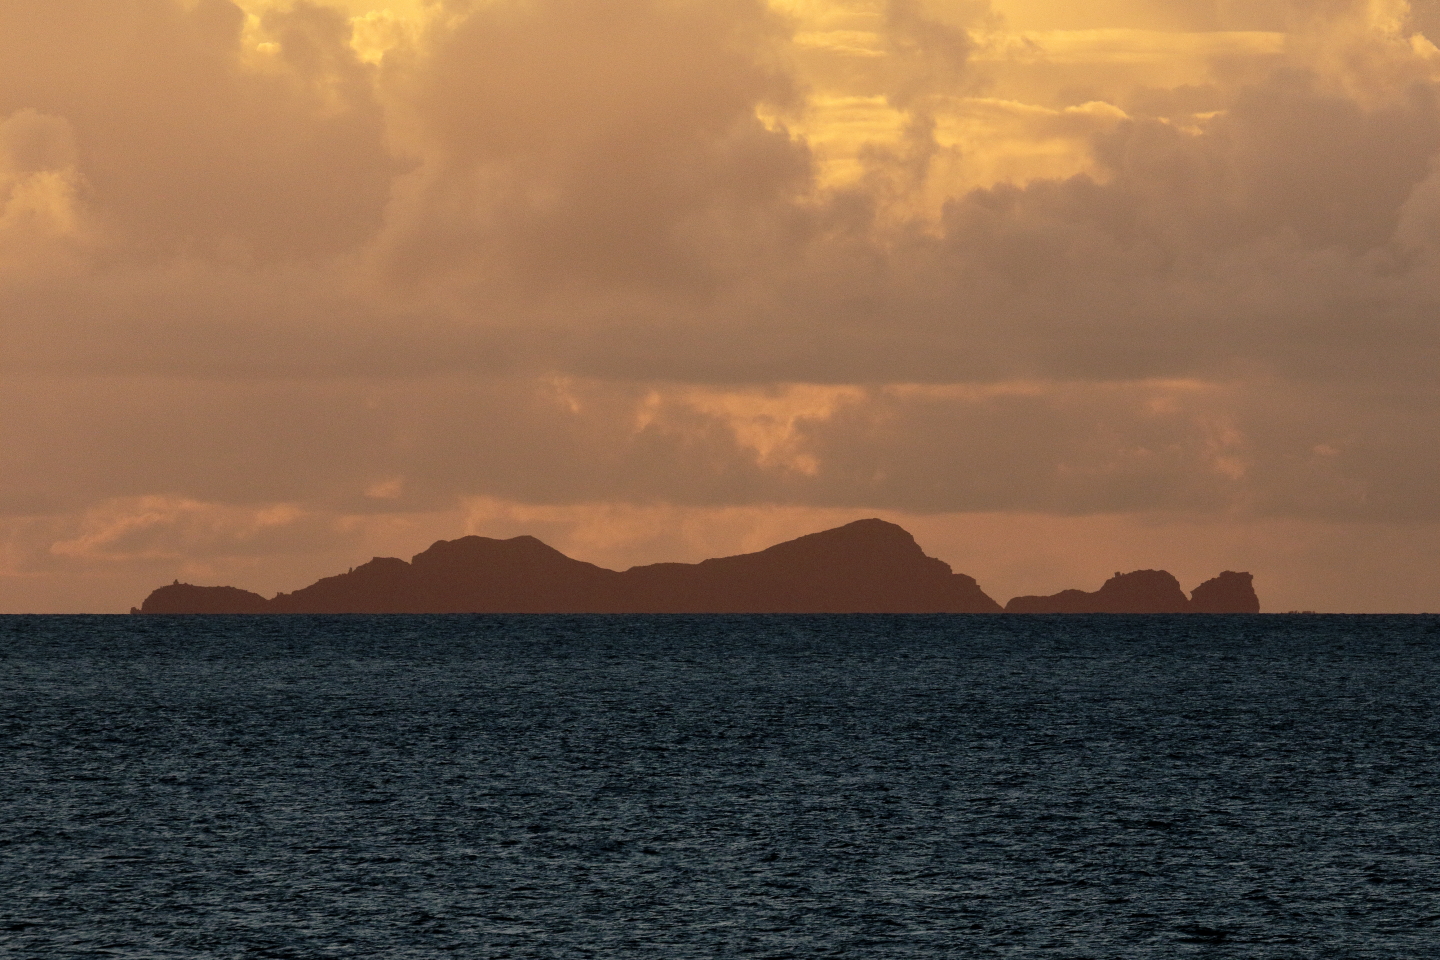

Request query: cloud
[
  {"left": 0, "top": 0, "right": 398, "bottom": 259},
  {"left": 0, "top": 109, "right": 90, "bottom": 277},
  {"left": 3, "top": 373, "right": 1434, "bottom": 531},
  {"left": 372, "top": 0, "right": 809, "bottom": 297},
  {"left": 3, "top": 0, "right": 1440, "bottom": 610},
  {"left": 48, "top": 497, "right": 318, "bottom": 563}
]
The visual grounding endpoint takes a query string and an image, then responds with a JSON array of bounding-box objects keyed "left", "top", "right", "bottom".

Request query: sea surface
[{"left": 1, "top": 615, "right": 1437, "bottom": 959}]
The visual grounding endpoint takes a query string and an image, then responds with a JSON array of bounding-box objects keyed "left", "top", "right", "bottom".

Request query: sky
[{"left": 3, "top": 0, "right": 1440, "bottom": 613}]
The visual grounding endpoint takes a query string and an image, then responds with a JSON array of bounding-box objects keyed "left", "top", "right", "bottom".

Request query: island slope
[{"left": 136, "top": 519, "right": 1004, "bottom": 614}]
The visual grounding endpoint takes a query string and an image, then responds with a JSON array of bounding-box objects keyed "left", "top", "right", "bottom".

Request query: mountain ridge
[{"left": 134, "top": 518, "right": 1259, "bottom": 614}]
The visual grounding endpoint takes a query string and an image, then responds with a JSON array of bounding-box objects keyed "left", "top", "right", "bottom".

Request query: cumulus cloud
[
  {"left": 3, "top": 0, "right": 1440, "bottom": 610},
  {"left": 0, "top": 0, "right": 396, "bottom": 258}
]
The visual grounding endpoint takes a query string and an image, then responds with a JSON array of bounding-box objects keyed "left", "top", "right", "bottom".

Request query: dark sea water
[{"left": 1, "top": 615, "right": 1437, "bottom": 959}]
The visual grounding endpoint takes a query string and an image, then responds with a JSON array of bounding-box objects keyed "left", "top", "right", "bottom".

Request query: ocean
[{"left": 1, "top": 614, "right": 1437, "bottom": 958}]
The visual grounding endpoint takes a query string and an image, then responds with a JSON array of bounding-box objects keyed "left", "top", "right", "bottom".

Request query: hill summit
[{"left": 136, "top": 519, "right": 1003, "bottom": 614}]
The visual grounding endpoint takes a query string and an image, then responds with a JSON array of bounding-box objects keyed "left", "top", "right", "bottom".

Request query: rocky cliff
[{"left": 1188, "top": 571, "right": 1261, "bottom": 613}]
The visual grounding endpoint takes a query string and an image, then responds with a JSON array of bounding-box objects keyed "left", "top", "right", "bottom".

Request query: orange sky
[{"left": 4, "top": 0, "right": 1440, "bottom": 612}]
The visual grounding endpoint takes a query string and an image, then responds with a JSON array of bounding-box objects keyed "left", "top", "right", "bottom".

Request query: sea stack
[{"left": 1189, "top": 571, "right": 1261, "bottom": 613}]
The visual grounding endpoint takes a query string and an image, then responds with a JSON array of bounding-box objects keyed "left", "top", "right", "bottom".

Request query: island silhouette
[
  {"left": 1004, "top": 569, "right": 1258, "bottom": 613},
  {"left": 133, "top": 518, "right": 1260, "bottom": 614}
]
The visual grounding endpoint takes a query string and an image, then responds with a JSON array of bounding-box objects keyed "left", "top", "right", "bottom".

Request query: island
[
  {"left": 1004, "top": 569, "right": 1259, "bottom": 614},
  {"left": 132, "top": 518, "right": 1261, "bottom": 614}
]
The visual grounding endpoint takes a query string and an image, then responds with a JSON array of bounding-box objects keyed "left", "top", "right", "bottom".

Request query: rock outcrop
[
  {"left": 136, "top": 519, "right": 1004, "bottom": 614},
  {"left": 1188, "top": 571, "right": 1260, "bottom": 613},
  {"left": 1004, "top": 569, "right": 1260, "bottom": 613},
  {"left": 136, "top": 583, "right": 272, "bottom": 614},
  {"left": 1006, "top": 570, "right": 1191, "bottom": 613}
]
